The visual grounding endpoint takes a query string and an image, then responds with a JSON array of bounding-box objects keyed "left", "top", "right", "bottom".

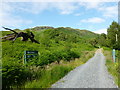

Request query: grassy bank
[
  {"left": 25, "top": 50, "right": 95, "bottom": 88},
  {"left": 103, "top": 47, "right": 119, "bottom": 87}
]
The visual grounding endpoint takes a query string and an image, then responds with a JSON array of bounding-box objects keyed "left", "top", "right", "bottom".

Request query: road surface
[{"left": 51, "top": 49, "right": 117, "bottom": 88}]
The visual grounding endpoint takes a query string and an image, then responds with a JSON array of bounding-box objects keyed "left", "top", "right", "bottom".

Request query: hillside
[
  {"left": 31, "top": 26, "right": 54, "bottom": 31},
  {"left": 77, "top": 30, "right": 99, "bottom": 39},
  {"left": 2, "top": 26, "right": 99, "bottom": 65},
  {"left": 30, "top": 26, "right": 99, "bottom": 40},
  {"left": 2, "top": 26, "right": 98, "bottom": 40},
  {"left": 2, "top": 26, "right": 99, "bottom": 88}
]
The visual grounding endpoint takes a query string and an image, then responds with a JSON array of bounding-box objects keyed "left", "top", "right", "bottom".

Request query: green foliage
[
  {"left": 25, "top": 49, "right": 95, "bottom": 88},
  {"left": 89, "top": 38, "right": 98, "bottom": 47},
  {"left": 2, "top": 60, "right": 32, "bottom": 88},
  {"left": 100, "top": 33, "right": 107, "bottom": 46},
  {"left": 78, "top": 30, "right": 99, "bottom": 39},
  {"left": 2, "top": 26, "right": 97, "bottom": 88},
  {"left": 25, "top": 65, "right": 72, "bottom": 88},
  {"left": 118, "top": 25, "right": 120, "bottom": 50},
  {"left": 97, "top": 21, "right": 119, "bottom": 49},
  {"left": 25, "top": 29, "right": 31, "bottom": 35},
  {"left": 107, "top": 21, "right": 119, "bottom": 49}
]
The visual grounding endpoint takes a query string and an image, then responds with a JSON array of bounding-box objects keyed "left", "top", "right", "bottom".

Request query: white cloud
[
  {"left": 12, "top": 2, "right": 50, "bottom": 14},
  {"left": 1, "top": 2, "right": 33, "bottom": 30},
  {"left": 5, "top": 2, "right": 79, "bottom": 15},
  {"left": 53, "top": 2, "right": 79, "bottom": 15},
  {"left": 93, "top": 28, "right": 107, "bottom": 34},
  {"left": 2, "top": 2, "right": 118, "bottom": 17},
  {"left": 2, "top": 16, "right": 32, "bottom": 27},
  {"left": 80, "top": 17, "right": 105, "bottom": 23},
  {"left": 13, "top": 2, "right": 79, "bottom": 15},
  {"left": 57, "top": 3, "right": 79, "bottom": 14},
  {"left": 78, "top": 2, "right": 104, "bottom": 9},
  {"left": 74, "top": 13, "right": 81, "bottom": 16},
  {"left": 3, "top": 0, "right": 120, "bottom": 2},
  {"left": 99, "top": 6, "right": 118, "bottom": 17},
  {"left": 78, "top": 2, "right": 118, "bottom": 18},
  {"left": 1, "top": 2, "right": 80, "bottom": 29}
]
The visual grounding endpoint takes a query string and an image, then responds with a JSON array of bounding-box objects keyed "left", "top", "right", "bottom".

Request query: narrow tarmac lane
[{"left": 51, "top": 49, "right": 117, "bottom": 88}]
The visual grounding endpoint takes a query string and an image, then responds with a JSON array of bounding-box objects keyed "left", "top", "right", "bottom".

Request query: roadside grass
[
  {"left": 25, "top": 50, "right": 95, "bottom": 88},
  {"left": 103, "top": 47, "right": 119, "bottom": 87}
]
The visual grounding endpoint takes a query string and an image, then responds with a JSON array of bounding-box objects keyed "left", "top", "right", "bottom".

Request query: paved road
[{"left": 51, "top": 49, "right": 117, "bottom": 88}]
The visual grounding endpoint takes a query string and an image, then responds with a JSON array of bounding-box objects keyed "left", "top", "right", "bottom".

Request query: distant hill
[
  {"left": 31, "top": 26, "right": 54, "bottom": 31},
  {"left": 2, "top": 26, "right": 99, "bottom": 40},
  {"left": 1, "top": 26, "right": 99, "bottom": 44},
  {"left": 77, "top": 29, "right": 99, "bottom": 39},
  {"left": 30, "top": 26, "right": 99, "bottom": 40}
]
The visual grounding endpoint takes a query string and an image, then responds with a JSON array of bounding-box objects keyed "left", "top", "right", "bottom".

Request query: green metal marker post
[{"left": 112, "top": 49, "right": 116, "bottom": 63}]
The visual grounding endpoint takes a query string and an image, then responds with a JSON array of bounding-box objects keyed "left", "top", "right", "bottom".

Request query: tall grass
[{"left": 25, "top": 50, "right": 95, "bottom": 88}]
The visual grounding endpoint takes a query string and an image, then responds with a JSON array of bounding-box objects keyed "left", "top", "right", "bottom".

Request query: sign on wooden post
[{"left": 24, "top": 51, "right": 39, "bottom": 64}]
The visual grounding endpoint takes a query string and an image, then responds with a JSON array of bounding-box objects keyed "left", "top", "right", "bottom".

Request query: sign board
[
  {"left": 24, "top": 51, "right": 39, "bottom": 64},
  {"left": 26, "top": 51, "right": 38, "bottom": 54}
]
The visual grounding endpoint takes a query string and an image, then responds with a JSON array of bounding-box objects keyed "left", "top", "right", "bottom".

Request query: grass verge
[
  {"left": 103, "top": 47, "right": 119, "bottom": 87},
  {"left": 25, "top": 50, "right": 95, "bottom": 88}
]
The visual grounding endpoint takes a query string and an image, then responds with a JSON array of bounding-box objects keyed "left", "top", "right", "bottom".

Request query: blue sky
[{"left": 1, "top": 1, "right": 118, "bottom": 34}]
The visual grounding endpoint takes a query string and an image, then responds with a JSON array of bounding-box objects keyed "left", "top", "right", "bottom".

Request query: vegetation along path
[{"left": 51, "top": 49, "right": 117, "bottom": 88}]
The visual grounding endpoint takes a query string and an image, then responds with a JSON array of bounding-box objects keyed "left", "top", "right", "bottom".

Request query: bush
[{"left": 2, "top": 60, "right": 32, "bottom": 88}]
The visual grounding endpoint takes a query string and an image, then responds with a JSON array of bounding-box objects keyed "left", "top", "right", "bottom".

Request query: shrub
[{"left": 2, "top": 60, "right": 31, "bottom": 88}]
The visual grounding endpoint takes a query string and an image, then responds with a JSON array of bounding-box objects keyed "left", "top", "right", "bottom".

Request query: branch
[{"left": 2, "top": 27, "right": 18, "bottom": 34}]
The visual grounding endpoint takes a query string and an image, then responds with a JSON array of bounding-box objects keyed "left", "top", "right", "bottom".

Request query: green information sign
[{"left": 24, "top": 51, "right": 39, "bottom": 64}]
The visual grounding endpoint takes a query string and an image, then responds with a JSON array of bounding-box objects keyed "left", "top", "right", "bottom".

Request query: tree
[
  {"left": 117, "top": 24, "right": 120, "bottom": 50},
  {"left": 89, "top": 38, "right": 98, "bottom": 47},
  {"left": 98, "top": 33, "right": 107, "bottom": 47},
  {"left": 107, "top": 21, "right": 118, "bottom": 48},
  {"left": 118, "top": 24, "right": 120, "bottom": 62}
]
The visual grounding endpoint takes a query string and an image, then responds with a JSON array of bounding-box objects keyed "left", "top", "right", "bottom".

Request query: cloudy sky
[{"left": 1, "top": 0, "right": 119, "bottom": 34}]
